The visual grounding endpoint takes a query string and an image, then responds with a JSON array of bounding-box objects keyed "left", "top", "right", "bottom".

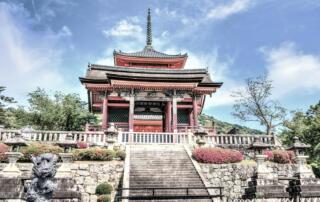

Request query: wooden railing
[{"left": 0, "top": 129, "right": 274, "bottom": 146}]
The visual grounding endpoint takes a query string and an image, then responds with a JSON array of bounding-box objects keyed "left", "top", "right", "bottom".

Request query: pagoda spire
[{"left": 146, "top": 8, "right": 152, "bottom": 48}]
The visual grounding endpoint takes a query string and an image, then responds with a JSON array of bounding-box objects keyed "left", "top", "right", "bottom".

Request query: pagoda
[{"left": 80, "top": 9, "right": 222, "bottom": 133}]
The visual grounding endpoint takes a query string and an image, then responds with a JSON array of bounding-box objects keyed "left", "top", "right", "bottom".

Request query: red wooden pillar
[
  {"left": 172, "top": 96, "right": 178, "bottom": 133},
  {"left": 102, "top": 97, "right": 108, "bottom": 130},
  {"left": 189, "top": 109, "right": 194, "bottom": 128},
  {"left": 128, "top": 95, "right": 134, "bottom": 132},
  {"left": 166, "top": 101, "right": 172, "bottom": 132},
  {"left": 193, "top": 96, "right": 199, "bottom": 127}
]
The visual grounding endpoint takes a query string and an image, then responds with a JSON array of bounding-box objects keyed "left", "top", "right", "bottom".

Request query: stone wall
[
  {"left": 0, "top": 161, "right": 124, "bottom": 202},
  {"left": 199, "top": 162, "right": 298, "bottom": 200}
]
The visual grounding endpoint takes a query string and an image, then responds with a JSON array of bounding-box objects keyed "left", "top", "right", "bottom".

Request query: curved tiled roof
[
  {"left": 79, "top": 64, "right": 223, "bottom": 88},
  {"left": 114, "top": 46, "right": 187, "bottom": 59},
  {"left": 90, "top": 64, "right": 207, "bottom": 74}
]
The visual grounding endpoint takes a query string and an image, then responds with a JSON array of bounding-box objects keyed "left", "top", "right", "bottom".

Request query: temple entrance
[{"left": 133, "top": 101, "right": 165, "bottom": 132}]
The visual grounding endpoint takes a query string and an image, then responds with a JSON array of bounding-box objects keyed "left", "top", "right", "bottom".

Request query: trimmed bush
[
  {"left": 20, "top": 143, "right": 63, "bottom": 161},
  {"left": 95, "top": 182, "right": 113, "bottom": 195},
  {"left": 0, "top": 143, "right": 9, "bottom": 162},
  {"left": 97, "top": 195, "right": 111, "bottom": 202},
  {"left": 115, "top": 150, "right": 126, "bottom": 160},
  {"left": 264, "top": 150, "right": 295, "bottom": 164},
  {"left": 76, "top": 141, "right": 88, "bottom": 149},
  {"left": 192, "top": 147, "right": 243, "bottom": 164},
  {"left": 73, "top": 148, "right": 115, "bottom": 161}
]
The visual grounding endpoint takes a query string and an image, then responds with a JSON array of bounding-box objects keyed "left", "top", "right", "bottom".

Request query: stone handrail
[
  {"left": 0, "top": 129, "right": 19, "bottom": 141},
  {"left": 0, "top": 129, "right": 105, "bottom": 144},
  {"left": 204, "top": 134, "right": 274, "bottom": 146},
  {"left": 0, "top": 128, "right": 274, "bottom": 146},
  {"left": 118, "top": 131, "right": 190, "bottom": 144}
]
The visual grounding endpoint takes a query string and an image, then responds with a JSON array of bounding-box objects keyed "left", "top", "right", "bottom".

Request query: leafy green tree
[
  {"left": 25, "top": 88, "right": 96, "bottom": 131},
  {"left": 2, "top": 107, "right": 29, "bottom": 129},
  {"left": 232, "top": 75, "right": 286, "bottom": 135},
  {"left": 0, "top": 86, "right": 15, "bottom": 126},
  {"left": 280, "top": 101, "right": 320, "bottom": 177}
]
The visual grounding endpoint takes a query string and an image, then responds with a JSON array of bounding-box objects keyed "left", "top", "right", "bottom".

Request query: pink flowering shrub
[
  {"left": 264, "top": 150, "right": 295, "bottom": 164},
  {"left": 0, "top": 143, "right": 9, "bottom": 162},
  {"left": 192, "top": 147, "right": 243, "bottom": 164},
  {"left": 264, "top": 150, "right": 274, "bottom": 160},
  {"left": 76, "top": 141, "right": 89, "bottom": 149}
]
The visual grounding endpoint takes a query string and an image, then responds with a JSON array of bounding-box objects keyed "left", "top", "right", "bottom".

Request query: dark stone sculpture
[{"left": 25, "top": 153, "right": 58, "bottom": 202}]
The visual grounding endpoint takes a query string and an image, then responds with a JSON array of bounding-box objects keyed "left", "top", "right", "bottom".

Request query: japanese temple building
[{"left": 80, "top": 9, "right": 223, "bottom": 133}]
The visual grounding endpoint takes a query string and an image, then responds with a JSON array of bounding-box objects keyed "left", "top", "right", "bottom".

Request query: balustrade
[
  {"left": 0, "top": 128, "right": 274, "bottom": 146},
  {"left": 118, "top": 131, "right": 189, "bottom": 144},
  {"left": 206, "top": 134, "right": 274, "bottom": 146}
]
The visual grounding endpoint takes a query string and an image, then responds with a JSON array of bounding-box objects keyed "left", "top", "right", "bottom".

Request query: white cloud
[
  {"left": 0, "top": 2, "right": 74, "bottom": 104},
  {"left": 184, "top": 50, "right": 238, "bottom": 108},
  {"left": 58, "top": 25, "right": 73, "bottom": 37},
  {"left": 260, "top": 42, "right": 320, "bottom": 97},
  {"left": 102, "top": 19, "right": 143, "bottom": 39},
  {"left": 155, "top": 8, "right": 177, "bottom": 18},
  {"left": 207, "top": 0, "right": 253, "bottom": 20}
]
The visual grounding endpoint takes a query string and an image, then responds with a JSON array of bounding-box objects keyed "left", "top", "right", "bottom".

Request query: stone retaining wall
[
  {"left": 0, "top": 161, "right": 124, "bottom": 202},
  {"left": 199, "top": 162, "right": 298, "bottom": 199}
]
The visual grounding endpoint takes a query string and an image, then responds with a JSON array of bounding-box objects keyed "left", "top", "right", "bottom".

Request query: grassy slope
[{"left": 199, "top": 114, "right": 263, "bottom": 134}]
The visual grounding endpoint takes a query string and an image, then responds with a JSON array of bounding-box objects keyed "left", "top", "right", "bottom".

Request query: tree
[
  {"left": 280, "top": 101, "right": 320, "bottom": 177},
  {"left": 0, "top": 86, "right": 15, "bottom": 126},
  {"left": 25, "top": 88, "right": 96, "bottom": 131},
  {"left": 232, "top": 75, "right": 286, "bottom": 135}
]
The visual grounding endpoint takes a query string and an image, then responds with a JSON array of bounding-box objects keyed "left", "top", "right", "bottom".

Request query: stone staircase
[{"left": 127, "top": 144, "right": 212, "bottom": 202}]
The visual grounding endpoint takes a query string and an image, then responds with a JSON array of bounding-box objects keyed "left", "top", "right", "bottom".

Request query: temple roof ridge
[{"left": 89, "top": 64, "right": 206, "bottom": 73}]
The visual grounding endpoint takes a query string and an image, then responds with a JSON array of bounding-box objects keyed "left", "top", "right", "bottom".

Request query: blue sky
[{"left": 0, "top": 0, "right": 320, "bottom": 130}]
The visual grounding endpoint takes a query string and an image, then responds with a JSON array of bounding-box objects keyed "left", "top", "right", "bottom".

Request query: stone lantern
[
  {"left": 105, "top": 123, "right": 118, "bottom": 149},
  {"left": 248, "top": 136, "right": 272, "bottom": 183},
  {"left": 193, "top": 126, "right": 208, "bottom": 147},
  {"left": 55, "top": 133, "right": 77, "bottom": 178},
  {"left": 287, "top": 136, "right": 313, "bottom": 179},
  {"left": 243, "top": 137, "right": 288, "bottom": 199},
  {"left": 1, "top": 132, "right": 27, "bottom": 177}
]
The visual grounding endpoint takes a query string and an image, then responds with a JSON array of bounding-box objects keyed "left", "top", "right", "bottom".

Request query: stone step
[
  {"left": 127, "top": 145, "right": 209, "bottom": 201},
  {"left": 129, "top": 200, "right": 212, "bottom": 202},
  {"left": 130, "top": 165, "right": 195, "bottom": 168},
  {"left": 129, "top": 176, "right": 200, "bottom": 183},
  {"left": 131, "top": 160, "right": 189, "bottom": 162},
  {"left": 131, "top": 152, "right": 186, "bottom": 154},
  {"left": 130, "top": 158, "right": 190, "bottom": 161},
  {"left": 130, "top": 181, "right": 205, "bottom": 187},
  {"left": 130, "top": 169, "right": 195, "bottom": 172},
  {"left": 129, "top": 174, "right": 199, "bottom": 178},
  {"left": 129, "top": 189, "right": 209, "bottom": 196},
  {"left": 131, "top": 164, "right": 194, "bottom": 167},
  {"left": 130, "top": 154, "right": 186, "bottom": 160},
  {"left": 129, "top": 173, "right": 199, "bottom": 177}
]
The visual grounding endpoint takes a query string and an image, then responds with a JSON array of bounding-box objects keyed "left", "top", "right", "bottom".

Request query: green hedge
[
  {"left": 20, "top": 143, "right": 63, "bottom": 161},
  {"left": 73, "top": 148, "right": 115, "bottom": 161},
  {"left": 96, "top": 182, "right": 113, "bottom": 195}
]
